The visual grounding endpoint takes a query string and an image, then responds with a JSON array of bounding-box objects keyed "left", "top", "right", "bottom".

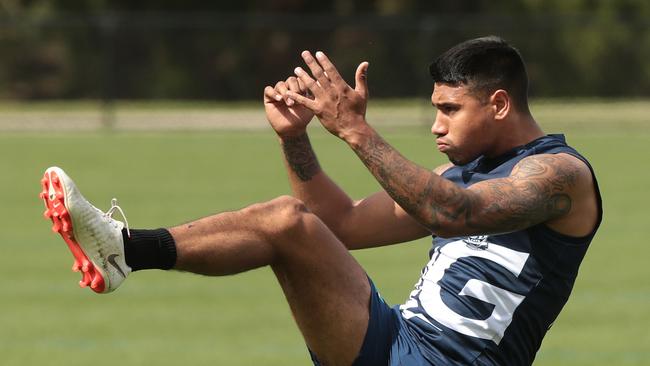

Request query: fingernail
[
  {"left": 275, "top": 94, "right": 282, "bottom": 101},
  {"left": 287, "top": 98, "right": 294, "bottom": 106},
  {"left": 294, "top": 67, "right": 303, "bottom": 75},
  {"left": 315, "top": 51, "right": 324, "bottom": 59}
]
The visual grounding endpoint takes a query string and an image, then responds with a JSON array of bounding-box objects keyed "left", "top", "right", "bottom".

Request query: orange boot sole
[{"left": 40, "top": 170, "right": 106, "bottom": 293}]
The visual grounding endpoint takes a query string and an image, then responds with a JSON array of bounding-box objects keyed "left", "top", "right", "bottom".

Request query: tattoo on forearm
[
  {"left": 353, "top": 132, "right": 579, "bottom": 235},
  {"left": 354, "top": 133, "right": 439, "bottom": 221},
  {"left": 282, "top": 134, "right": 321, "bottom": 181}
]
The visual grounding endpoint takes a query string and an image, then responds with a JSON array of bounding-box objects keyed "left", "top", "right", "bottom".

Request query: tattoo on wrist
[{"left": 282, "top": 134, "right": 321, "bottom": 181}]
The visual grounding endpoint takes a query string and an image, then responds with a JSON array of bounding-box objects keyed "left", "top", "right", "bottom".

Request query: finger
[
  {"left": 287, "top": 76, "right": 301, "bottom": 93},
  {"left": 314, "top": 51, "right": 345, "bottom": 87},
  {"left": 275, "top": 80, "right": 295, "bottom": 106},
  {"left": 264, "top": 86, "right": 282, "bottom": 103},
  {"left": 294, "top": 66, "right": 321, "bottom": 97},
  {"left": 296, "top": 78, "right": 313, "bottom": 99},
  {"left": 301, "top": 50, "right": 330, "bottom": 88},
  {"left": 286, "top": 90, "right": 319, "bottom": 111},
  {"left": 297, "top": 78, "right": 307, "bottom": 92},
  {"left": 354, "top": 61, "right": 369, "bottom": 98},
  {"left": 288, "top": 76, "right": 312, "bottom": 105}
]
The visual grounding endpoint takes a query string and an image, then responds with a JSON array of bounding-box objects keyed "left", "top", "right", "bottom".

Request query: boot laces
[{"left": 104, "top": 198, "right": 130, "bottom": 238}]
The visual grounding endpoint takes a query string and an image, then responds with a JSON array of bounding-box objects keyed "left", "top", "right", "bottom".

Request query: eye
[{"left": 439, "top": 104, "right": 459, "bottom": 115}]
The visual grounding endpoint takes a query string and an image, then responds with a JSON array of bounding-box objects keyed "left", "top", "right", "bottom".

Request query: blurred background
[
  {"left": 2, "top": 0, "right": 650, "bottom": 128},
  {"left": 1, "top": 1, "right": 649, "bottom": 366},
  {"left": 4, "top": 0, "right": 650, "bottom": 100}
]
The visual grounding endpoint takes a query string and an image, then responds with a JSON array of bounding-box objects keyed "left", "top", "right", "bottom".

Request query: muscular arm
[
  {"left": 280, "top": 133, "right": 430, "bottom": 249},
  {"left": 347, "top": 126, "right": 592, "bottom": 238},
  {"left": 264, "top": 73, "right": 428, "bottom": 249},
  {"left": 283, "top": 51, "right": 596, "bottom": 238}
]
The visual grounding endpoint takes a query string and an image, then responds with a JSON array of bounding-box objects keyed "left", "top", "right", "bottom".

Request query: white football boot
[{"left": 40, "top": 167, "right": 131, "bottom": 293}]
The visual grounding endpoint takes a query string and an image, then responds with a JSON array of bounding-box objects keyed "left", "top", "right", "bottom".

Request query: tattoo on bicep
[
  {"left": 282, "top": 134, "right": 321, "bottom": 181},
  {"left": 466, "top": 155, "right": 578, "bottom": 232},
  {"left": 352, "top": 133, "right": 579, "bottom": 235}
]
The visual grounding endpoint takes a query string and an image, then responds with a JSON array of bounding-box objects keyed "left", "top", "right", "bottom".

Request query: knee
[{"left": 245, "top": 195, "right": 313, "bottom": 239}]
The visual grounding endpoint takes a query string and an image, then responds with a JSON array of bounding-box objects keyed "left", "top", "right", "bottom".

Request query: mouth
[{"left": 436, "top": 139, "right": 449, "bottom": 152}]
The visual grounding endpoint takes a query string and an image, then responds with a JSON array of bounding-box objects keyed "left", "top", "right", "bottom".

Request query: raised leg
[{"left": 170, "top": 195, "right": 371, "bottom": 366}]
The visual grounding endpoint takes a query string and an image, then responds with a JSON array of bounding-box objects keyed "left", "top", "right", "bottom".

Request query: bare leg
[{"left": 170, "top": 196, "right": 371, "bottom": 366}]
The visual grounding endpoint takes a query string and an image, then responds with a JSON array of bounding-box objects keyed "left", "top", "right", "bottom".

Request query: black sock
[{"left": 123, "top": 228, "right": 177, "bottom": 271}]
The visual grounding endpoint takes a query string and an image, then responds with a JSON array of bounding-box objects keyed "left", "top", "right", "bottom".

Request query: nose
[{"left": 431, "top": 112, "right": 447, "bottom": 136}]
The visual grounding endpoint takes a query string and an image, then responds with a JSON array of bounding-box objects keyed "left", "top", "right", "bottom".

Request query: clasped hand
[{"left": 265, "top": 51, "right": 370, "bottom": 141}]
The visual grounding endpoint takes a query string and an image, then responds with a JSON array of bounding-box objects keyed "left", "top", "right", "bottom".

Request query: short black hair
[{"left": 429, "top": 36, "right": 530, "bottom": 112}]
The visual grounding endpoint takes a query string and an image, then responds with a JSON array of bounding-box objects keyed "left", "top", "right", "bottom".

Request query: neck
[{"left": 487, "top": 114, "right": 544, "bottom": 158}]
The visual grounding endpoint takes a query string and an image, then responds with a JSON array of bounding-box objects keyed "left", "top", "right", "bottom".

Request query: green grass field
[{"left": 0, "top": 100, "right": 648, "bottom": 365}]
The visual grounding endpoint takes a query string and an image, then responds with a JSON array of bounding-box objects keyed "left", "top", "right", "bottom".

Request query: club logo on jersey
[
  {"left": 401, "top": 239, "right": 531, "bottom": 345},
  {"left": 463, "top": 235, "right": 489, "bottom": 250}
]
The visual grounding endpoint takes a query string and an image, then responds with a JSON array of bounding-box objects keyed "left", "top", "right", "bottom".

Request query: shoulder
[
  {"left": 512, "top": 153, "right": 598, "bottom": 236},
  {"left": 510, "top": 153, "right": 592, "bottom": 186}
]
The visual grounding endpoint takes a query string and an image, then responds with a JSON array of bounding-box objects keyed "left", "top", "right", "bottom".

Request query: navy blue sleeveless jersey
[{"left": 399, "top": 134, "right": 602, "bottom": 365}]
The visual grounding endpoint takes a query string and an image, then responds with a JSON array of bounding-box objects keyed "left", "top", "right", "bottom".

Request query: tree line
[{"left": 1, "top": 0, "right": 649, "bottom": 100}]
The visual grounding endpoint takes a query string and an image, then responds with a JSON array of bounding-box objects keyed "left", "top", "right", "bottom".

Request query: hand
[
  {"left": 286, "top": 51, "right": 370, "bottom": 141},
  {"left": 264, "top": 76, "right": 314, "bottom": 138}
]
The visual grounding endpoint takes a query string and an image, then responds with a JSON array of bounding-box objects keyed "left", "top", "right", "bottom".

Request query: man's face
[{"left": 430, "top": 83, "right": 495, "bottom": 165}]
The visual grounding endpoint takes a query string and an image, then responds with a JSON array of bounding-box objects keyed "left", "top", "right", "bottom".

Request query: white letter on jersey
[{"left": 402, "top": 240, "right": 529, "bottom": 344}]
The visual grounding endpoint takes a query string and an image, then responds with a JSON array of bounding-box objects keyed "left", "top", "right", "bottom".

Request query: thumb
[{"left": 354, "top": 61, "right": 369, "bottom": 98}]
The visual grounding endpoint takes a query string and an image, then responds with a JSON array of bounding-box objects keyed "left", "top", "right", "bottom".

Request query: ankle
[{"left": 123, "top": 228, "right": 177, "bottom": 271}]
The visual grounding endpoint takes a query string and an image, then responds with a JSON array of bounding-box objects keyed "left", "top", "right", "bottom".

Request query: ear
[{"left": 489, "top": 89, "right": 510, "bottom": 121}]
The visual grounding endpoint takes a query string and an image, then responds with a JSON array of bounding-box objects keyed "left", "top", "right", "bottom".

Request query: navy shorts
[{"left": 310, "top": 278, "right": 431, "bottom": 366}]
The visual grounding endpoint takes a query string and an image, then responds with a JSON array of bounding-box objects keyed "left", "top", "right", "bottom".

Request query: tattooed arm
[
  {"left": 284, "top": 51, "right": 597, "bottom": 238},
  {"left": 279, "top": 132, "right": 431, "bottom": 249},
  {"left": 280, "top": 133, "right": 321, "bottom": 182},
  {"left": 347, "top": 127, "right": 596, "bottom": 237},
  {"left": 265, "top": 77, "right": 429, "bottom": 249}
]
